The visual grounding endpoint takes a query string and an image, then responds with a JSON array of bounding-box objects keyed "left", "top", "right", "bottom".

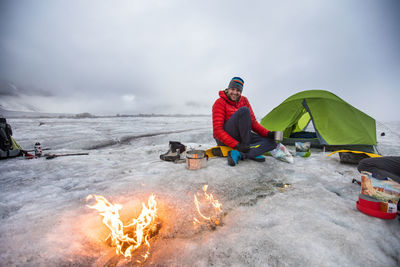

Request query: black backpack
[{"left": 0, "top": 117, "right": 21, "bottom": 159}]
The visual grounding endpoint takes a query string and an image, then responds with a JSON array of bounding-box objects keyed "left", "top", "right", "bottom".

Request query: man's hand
[
  {"left": 235, "top": 143, "right": 250, "bottom": 153},
  {"left": 267, "top": 131, "right": 276, "bottom": 139}
]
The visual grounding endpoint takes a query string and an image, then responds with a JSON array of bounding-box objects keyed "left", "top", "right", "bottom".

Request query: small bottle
[{"left": 34, "top": 142, "right": 42, "bottom": 157}]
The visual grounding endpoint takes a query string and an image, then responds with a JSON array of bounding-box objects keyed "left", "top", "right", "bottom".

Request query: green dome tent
[{"left": 260, "top": 90, "right": 377, "bottom": 152}]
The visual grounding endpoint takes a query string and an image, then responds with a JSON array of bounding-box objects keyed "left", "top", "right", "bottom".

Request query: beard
[{"left": 224, "top": 89, "right": 241, "bottom": 102}]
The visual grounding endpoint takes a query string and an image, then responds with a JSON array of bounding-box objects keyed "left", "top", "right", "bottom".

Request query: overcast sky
[{"left": 1, "top": 0, "right": 399, "bottom": 120}]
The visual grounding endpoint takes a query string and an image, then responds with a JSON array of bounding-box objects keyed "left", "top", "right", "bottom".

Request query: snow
[{"left": 1, "top": 117, "right": 399, "bottom": 266}]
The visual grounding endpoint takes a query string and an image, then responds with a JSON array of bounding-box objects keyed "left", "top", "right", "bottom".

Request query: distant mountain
[
  {"left": 0, "top": 79, "right": 52, "bottom": 97},
  {"left": 0, "top": 105, "right": 74, "bottom": 118},
  {"left": 0, "top": 80, "right": 55, "bottom": 114},
  {"left": 0, "top": 80, "right": 19, "bottom": 96}
]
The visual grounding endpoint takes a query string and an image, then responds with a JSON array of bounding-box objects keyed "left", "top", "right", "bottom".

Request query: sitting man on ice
[{"left": 212, "top": 77, "right": 291, "bottom": 166}]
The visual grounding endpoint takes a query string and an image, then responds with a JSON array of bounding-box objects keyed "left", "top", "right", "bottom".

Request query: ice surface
[{"left": 0, "top": 117, "right": 399, "bottom": 266}]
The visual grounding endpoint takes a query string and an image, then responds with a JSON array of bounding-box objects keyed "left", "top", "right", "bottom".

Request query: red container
[
  {"left": 358, "top": 197, "right": 381, "bottom": 210},
  {"left": 356, "top": 195, "right": 397, "bottom": 220}
]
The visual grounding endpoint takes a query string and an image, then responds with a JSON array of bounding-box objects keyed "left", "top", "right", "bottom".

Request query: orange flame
[
  {"left": 86, "top": 194, "right": 157, "bottom": 262},
  {"left": 193, "top": 185, "right": 223, "bottom": 228}
]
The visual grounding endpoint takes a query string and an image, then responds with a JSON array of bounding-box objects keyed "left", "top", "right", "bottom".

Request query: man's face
[{"left": 226, "top": 88, "right": 242, "bottom": 102}]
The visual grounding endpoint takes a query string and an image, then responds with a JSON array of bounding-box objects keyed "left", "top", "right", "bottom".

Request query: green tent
[{"left": 260, "top": 90, "right": 377, "bottom": 152}]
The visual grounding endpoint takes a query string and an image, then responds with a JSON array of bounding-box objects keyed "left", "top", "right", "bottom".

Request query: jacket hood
[{"left": 219, "top": 90, "right": 241, "bottom": 105}]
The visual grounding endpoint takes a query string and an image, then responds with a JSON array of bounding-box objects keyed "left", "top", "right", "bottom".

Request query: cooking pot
[{"left": 186, "top": 150, "right": 208, "bottom": 170}]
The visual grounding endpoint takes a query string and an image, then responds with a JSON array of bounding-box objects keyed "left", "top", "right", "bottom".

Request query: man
[{"left": 212, "top": 77, "right": 285, "bottom": 166}]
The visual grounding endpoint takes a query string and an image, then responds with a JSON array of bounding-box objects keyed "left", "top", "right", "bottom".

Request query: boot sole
[
  {"left": 160, "top": 154, "right": 180, "bottom": 162},
  {"left": 251, "top": 157, "right": 265, "bottom": 162},
  {"left": 227, "top": 151, "right": 236, "bottom": 166}
]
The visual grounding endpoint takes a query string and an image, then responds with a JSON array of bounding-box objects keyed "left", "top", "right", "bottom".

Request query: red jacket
[{"left": 212, "top": 90, "right": 270, "bottom": 148}]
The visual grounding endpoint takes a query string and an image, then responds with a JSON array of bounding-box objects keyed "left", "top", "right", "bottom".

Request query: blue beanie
[{"left": 228, "top": 77, "right": 244, "bottom": 92}]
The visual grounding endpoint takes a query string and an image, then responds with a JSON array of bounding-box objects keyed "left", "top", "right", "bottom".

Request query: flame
[
  {"left": 193, "top": 185, "right": 223, "bottom": 228},
  {"left": 86, "top": 194, "right": 158, "bottom": 262},
  {"left": 278, "top": 183, "right": 292, "bottom": 192}
]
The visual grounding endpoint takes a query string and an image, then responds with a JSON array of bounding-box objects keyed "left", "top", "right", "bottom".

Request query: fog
[{"left": 1, "top": 0, "right": 399, "bottom": 120}]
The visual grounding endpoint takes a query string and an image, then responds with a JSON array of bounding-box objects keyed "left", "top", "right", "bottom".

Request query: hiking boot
[
  {"left": 251, "top": 155, "right": 265, "bottom": 162},
  {"left": 160, "top": 141, "right": 186, "bottom": 162},
  {"left": 228, "top": 150, "right": 242, "bottom": 166},
  {"left": 211, "top": 147, "right": 224, "bottom": 157}
]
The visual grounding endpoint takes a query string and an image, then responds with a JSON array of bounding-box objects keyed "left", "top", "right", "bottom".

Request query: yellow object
[
  {"left": 205, "top": 146, "right": 233, "bottom": 158},
  {"left": 11, "top": 137, "right": 23, "bottom": 150},
  {"left": 327, "top": 150, "right": 382, "bottom": 158}
]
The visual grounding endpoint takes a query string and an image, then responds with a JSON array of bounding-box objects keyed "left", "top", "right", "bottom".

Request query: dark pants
[
  {"left": 216, "top": 107, "right": 277, "bottom": 159},
  {"left": 357, "top": 156, "right": 400, "bottom": 183}
]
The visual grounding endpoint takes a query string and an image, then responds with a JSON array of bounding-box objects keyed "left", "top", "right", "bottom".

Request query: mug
[{"left": 274, "top": 131, "right": 283, "bottom": 141}]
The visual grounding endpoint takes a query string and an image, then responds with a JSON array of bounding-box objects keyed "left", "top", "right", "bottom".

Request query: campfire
[
  {"left": 86, "top": 194, "right": 160, "bottom": 263},
  {"left": 86, "top": 186, "right": 223, "bottom": 261},
  {"left": 193, "top": 185, "right": 224, "bottom": 229}
]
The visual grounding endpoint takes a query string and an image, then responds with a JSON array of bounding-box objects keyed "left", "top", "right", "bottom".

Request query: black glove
[
  {"left": 235, "top": 143, "right": 250, "bottom": 153},
  {"left": 267, "top": 131, "right": 275, "bottom": 139}
]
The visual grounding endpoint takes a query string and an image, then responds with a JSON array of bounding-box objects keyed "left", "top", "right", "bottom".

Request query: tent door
[{"left": 302, "top": 99, "right": 328, "bottom": 145}]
